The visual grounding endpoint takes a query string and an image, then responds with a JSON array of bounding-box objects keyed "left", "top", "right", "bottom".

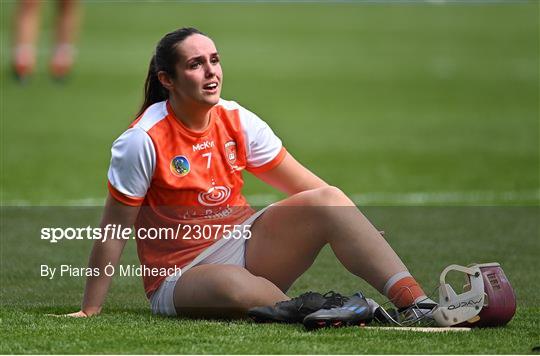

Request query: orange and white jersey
[{"left": 107, "top": 99, "right": 286, "bottom": 297}]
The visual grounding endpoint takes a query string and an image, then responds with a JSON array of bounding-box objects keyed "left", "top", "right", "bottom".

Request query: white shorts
[{"left": 149, "top": 207, "right": 270, "bottom": 317}]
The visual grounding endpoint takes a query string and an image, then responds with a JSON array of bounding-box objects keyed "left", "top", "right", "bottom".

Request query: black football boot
[
  {"left": 248, "top": 291, "right": 348, "bottom": 323},
  {"left": 303, "top": 291, "right": 375, "bottom": 330}
]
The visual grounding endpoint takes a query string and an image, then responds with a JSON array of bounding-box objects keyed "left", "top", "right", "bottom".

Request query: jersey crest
[{"left": 224, "top": 141, "right": 237, "bottom": 166}]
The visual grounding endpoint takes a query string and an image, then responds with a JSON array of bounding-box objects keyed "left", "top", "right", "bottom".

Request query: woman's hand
[
  {"left": 47, "top": 310, "right": 96, "bottom": 317},
  {"left": 65, "top": 310, "right": 88, "bottom": 317}
]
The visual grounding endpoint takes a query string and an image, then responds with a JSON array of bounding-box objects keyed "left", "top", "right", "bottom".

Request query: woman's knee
[
  {"left": 301, "top": 186, "right": 353, "bottom": 207},
  {"left": 287, "top": 187, "right": 354, "bottom": 227}
]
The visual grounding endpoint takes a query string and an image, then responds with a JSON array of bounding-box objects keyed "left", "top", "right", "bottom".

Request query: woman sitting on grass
[{"left": 67, "top": 27, "right": 435, "bottom": 323}]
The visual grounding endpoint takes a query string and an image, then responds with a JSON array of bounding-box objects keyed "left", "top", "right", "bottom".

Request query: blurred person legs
[
  {"left": 50, "top": 0, "right": 80, "bottom": 80},
  {"left": 12, "top": 0, "right": 81, "bottom": 82},
  {"left": 12, "top": 0, "right": 41, "bottom": 81}
]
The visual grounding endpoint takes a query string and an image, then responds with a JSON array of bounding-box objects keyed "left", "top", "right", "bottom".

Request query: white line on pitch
[
  {"left": 349, "top": 189, "right": 540, "bottom": 205},
  {"left": 2, "top": 189, "right": 538, "bottom": 207}
]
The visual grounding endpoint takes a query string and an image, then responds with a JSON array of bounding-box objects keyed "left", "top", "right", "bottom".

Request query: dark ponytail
[
  {"left": 136, "top": 55, "right": 168, "bottom": 118},
  {"left": 135, "top": 27, "right": 205, "bottom": 119}
]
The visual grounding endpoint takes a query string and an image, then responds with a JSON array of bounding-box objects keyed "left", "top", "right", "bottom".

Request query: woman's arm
[
  {"left": 253, "top": 152, "right": 386, "bottom": 235},
  {"left": 66, "top": 194, "right": 140, "bottom": 317},
  {"left": 253, "top": 152, "right": 328, "bottom": 195}
]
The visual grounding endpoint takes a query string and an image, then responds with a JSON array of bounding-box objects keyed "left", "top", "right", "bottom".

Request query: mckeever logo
[{"left": 193, "top": 141, "right": 215, "bottom": 151}]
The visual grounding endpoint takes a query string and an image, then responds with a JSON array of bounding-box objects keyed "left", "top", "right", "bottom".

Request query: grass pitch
[
  {"left": 1, "top": 207, "right": 539, "bottom": 354},
  {"left": 1, "top": 1, "right": 539, "bottom": 354}
]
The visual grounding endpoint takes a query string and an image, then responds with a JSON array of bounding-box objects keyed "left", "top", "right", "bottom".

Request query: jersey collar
[{"left": 166, "top": 100, "right": 215, "bottom": 138}]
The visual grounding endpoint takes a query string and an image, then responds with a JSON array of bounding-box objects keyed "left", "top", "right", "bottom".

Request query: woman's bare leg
[
  {"left": 173, "top": 264, "right": 288, "bottom": 319},
  {"left": 171, "top": 186, "right": 420, "bottom": 319},
  {"left": 245, "top": 186, "right": 407, "bottom": 293}
]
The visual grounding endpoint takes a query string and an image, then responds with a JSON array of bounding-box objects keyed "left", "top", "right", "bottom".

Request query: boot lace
[
  {"left": 322, "top": 291, "right": 349, "bottom": 309},
  {"left": 275, "top": 291, "right": 319, "bottom": 310}
]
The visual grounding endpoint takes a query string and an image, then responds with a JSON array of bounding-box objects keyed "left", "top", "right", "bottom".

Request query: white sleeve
[
  {"left": 238, "top": 106, "right": 283, "bottom": 168},
  {"left": 107, "top": 127, "right": 156, "bottom": 198}
]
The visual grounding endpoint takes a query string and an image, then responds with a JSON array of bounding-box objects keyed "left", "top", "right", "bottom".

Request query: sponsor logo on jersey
[
  {"left": 193, "top": 140, "right": 215, "bottom": 152},
  {"left": 224, "top": 141, "right": 237, "bottom": 166},
  {"left": 198, "top": 185, "right": 231, "bottom": 206},
  {"left": 170, "top": 155, "right": 190, "bottom": 177}
]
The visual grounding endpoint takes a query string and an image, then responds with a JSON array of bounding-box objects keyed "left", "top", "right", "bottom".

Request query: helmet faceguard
[{"left": 432, "top": 262, "right": 516, "bottom": 328}]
